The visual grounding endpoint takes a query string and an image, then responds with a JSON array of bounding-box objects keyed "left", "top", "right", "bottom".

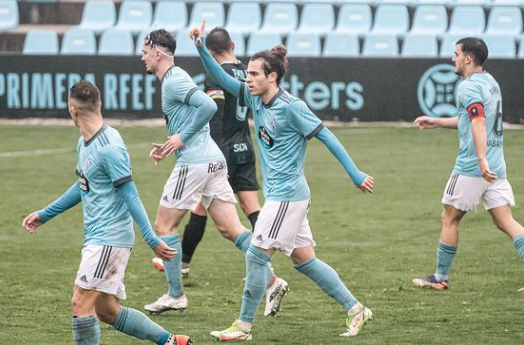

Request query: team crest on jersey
[
  {"left": 270, "top": 118, "right": 277, "bottom": 131},
  {"left": 85, "top": 157, "right": 92, "bottom": 171},
  {"left": 258, "top": 126, "right": 274, "bottom": 148}
]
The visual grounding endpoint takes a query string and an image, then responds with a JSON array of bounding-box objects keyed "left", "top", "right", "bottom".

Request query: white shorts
[
  {"left": 160, "top": 161, "right": 237, "bottom": 210},
  {"left": 75, "top": 245, "right": 131, "bottom": 300},
  {"left": 442, "top": 173, "right": 515, "bottom": 212},
  {"left": 251, "top": 199, "right": 316, "bottom": 256}
]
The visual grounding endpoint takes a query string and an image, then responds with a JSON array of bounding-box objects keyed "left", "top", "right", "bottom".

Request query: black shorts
[{"left": 228, "top": 161, "right": 260, "bottom": 193}]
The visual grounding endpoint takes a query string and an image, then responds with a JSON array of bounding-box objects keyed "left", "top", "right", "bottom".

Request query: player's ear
[{"left": 268, "top": 71, "right": 277, "bottom": 84}]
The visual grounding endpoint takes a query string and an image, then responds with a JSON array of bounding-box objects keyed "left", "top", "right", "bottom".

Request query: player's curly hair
[
  {"left": 251, "top": 45, "right": 289, "bottom": 85},
  {"left": 69, "top": 80, "right": 100, "bottom": 112},
  {"left": 145, "top": 29, "right": 176, "bottom": 55},
  {"left": 456, "top": 37, "right": 488, "bottom": 67}
]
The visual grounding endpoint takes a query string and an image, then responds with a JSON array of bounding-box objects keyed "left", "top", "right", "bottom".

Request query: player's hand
[
  {"left": 479, "top": 158, "right": 497, "bottom": 183},
  {"left": 161, "top": 134, "right": 185, "bottom": 156},
  {"left": 153, "top": 241, "right": 177, "bottom": 261},
  {"left": 414, "top": 116, "right": 438, "bottom": 130},
  {"left": 356, "top": 175, "right": 374, "bottom": 194},
  {"left": 149, "top": 143, "right": 168, "bottom": 165},
  {"left": 22, "top": 212, "right": 42, "bottom": 234},
  {"left": 189, "top": 20, "right": 206, "bottom": 47}
]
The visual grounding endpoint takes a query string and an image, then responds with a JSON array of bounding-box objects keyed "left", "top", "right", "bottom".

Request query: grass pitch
[{"left": 1, "top": 125, "right": 523, "bottom": 345}]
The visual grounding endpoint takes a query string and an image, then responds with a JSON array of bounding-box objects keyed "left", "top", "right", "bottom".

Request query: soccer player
[
  {"left": 412, "top": 37, "right": 524, "bottom": 290},
  {"left": 141, "top": 29, "right": 287, "bottom": 316},
  {"left": 21, "top": 80, "right": 192, "bottom": 345},
  {"left": 190, "top": 22, "right": 375, "bottom": 340},
  {"left": 178, "top": 27, "right": 263, "bottom": 280}
]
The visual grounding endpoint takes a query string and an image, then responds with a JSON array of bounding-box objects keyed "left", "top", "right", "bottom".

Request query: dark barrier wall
[{"left": 1, "top": 56, "right": 523, "bottom": 123}]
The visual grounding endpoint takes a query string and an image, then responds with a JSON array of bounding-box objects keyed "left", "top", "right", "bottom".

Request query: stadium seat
[
  {"left": 492, "top": 0, "right": 523, "bottom": 5},
  {"left": 0, "top": 0, "right": 18, "bottom": 32},
  {"left": 401, "top": 34, "right": 438, "bottom": 57},
  {"left": 334, "top": 4, "right": 372, "bottom": 36},
  {"left": 78, "top": 1, "right": 116, "bottom": 34},
  {"left": 187, "top": 2, "right": 225, "bottom": 32},
  {"left": 297, "top": 4, "right": 335, "bottom": 35},
  {"left": 135, "top": 30, "right": 149, "bottom": 55},
  {"left": 151, "top": 1, "right": 187, "bottom": 33},
  {"left": 115, "top": 0, "right": 152, "bottom": 34},
  {"left": 439, "top": 34, "right": 464, "bottom": 57},
  {"left": 486, "top": 6, "right": 522, "bottom": 36},
  {"left": 61, "top": 28, "right": 96, "bottom": 55},
  {"left": 447, "top": 6, "right": 486, "bottom": 36},
  {"left": 229, "top": 32, "right": 245, "bottom": 57},
  {"left": 286, "top": 33, "right": 321, "bottom": 57},
  {"left": 322, "top": 33, "right": 359, "bottom": 57},
  {"left": 23, "top": 29, "right": 59, "bottom": 55},
  {"left": 99, "top": 29, "right": 134, "bottom": 55},
  {"left": 175, "top": 31, "right": 199, "bottom": 57},
  {"left": 362, "top": 34, "right": 398, "bottom": 57},
  {"left": 260, "top": 3, "right": 298, "bottom": 34},
  {"left": 410, "top": 5, "right": 448, "bottom": 36},
  {"left": 483, "top": 34, "right": 516, "bottom": 58},
  {"left": 371, "top": 5, "right": 409, "bottom": 36},
  {"left": 247, "top": 32, "right": 282, "bottom": 56},
  {"left": 226, "top": 2, "right": 261, "bottom": 36},
  {"left": 454, "top": 0, "right": 491, "bottom": 5}
]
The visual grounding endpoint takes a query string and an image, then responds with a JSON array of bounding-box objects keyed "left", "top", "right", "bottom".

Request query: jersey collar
[
  {"left": 84, "top": 124, "right": 108, "bottom": 147},
  {"left": 263, "top": 88, "right": 284, "bottom": 109}
]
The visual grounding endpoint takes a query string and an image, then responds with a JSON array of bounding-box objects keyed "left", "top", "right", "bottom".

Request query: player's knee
[
  {"left": 154, "top": 219, "right": 171, "bottom": 236},
  {"left": 95, "top": 306, "right": 117, "bottom": 325}
]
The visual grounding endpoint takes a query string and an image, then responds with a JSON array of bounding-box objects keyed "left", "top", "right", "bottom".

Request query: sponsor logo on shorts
[{"left": 208, "top": 161, "right": 225, "bottom": 173}]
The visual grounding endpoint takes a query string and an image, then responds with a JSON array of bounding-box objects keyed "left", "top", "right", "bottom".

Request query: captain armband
[{"left": 467, "top": 103, "right": 485, "bottom": 121}]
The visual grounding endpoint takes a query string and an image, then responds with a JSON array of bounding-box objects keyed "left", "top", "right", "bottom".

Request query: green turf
[{"left": 1, "top": 125, "right": 523, "bottom": 345}]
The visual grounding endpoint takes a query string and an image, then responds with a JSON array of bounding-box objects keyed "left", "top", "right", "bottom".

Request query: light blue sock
[
  {"left": 72, "top": 315, "right": 100, "bottom": 345},
  {"left": 239, "top": 245, "right": 271, "bottom": 323},
  {"left": 161, "top": 234, "right": 183, "bottom": 298},
  {"left": 435, "top": 241, "right": 458, "bottom": 281},
  {"left": 113, "top": 307, "right": 170, "bottom": 345},
  {"left": 294, "top": 257, "right": 358, "bottom": 312},
  {"left": 234, "top": 230, "right": 273, "bottom": 284},
  {"left": 512, "top": 234, "right": 524, "bottom": 262}
]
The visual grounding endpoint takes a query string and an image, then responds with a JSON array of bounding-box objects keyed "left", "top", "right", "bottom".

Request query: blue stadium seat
[
  {"left": 492, "top": 0, "right": 523, "bottom": 5},
  {"left": 175, "top": 31, "right": 199, "bottom": 56},
  {"left": 78, "top": 1, "right": 116, "bottom": 34},
  {"left": 297, "top": 4, "right": 334, "bottom": 35},
  {"left": 226, "top": 2, "right": 261, "bottom": 36},
  {"left": 187, "top": 2, "right": 225, "bottom": 32},
  {"left": 483, "top": 34, "right": 516, "bottom": 58},
  {"left": 247, "top": 32, "right": 282, "bottom": 56},
  {"left": 362, "top": 34, "right": 398, "bottom": 57},
  {"left": 229, "top": 32, "right": 245, "bottom": 57},
  {"left": 439, "top": 34, "right": 464, "bottom": 57},
  {"left": 260, "top": 3, "right": 298, "bottom": 34},
  {"left": 323, "top": 33, "right": 359, "bottom": 57},
  {"left": 410, "top": 5, "right": 448, "bottom": 36},
  {"left": 454, "top": 0, "right": 492, "bottom": 5},
  {"left": 61, "top": 28, "right": 96, "bottom": 55},
  {"left": 23, "top": 29, "right": 59, "bottom": 55},
  {"left": 115, "top": 0, "right": 152, "bottom": 34},
  {"left": 135, "top": 29, "right": 149, "bottom": 55},
  {"left": 448, "top": 6, "right": 486, "bottom": 36},
  {"left": 286, "top": 33, "right": 321, "bottom": 57},
  {"left": 486, "top": 6, "right": 522, "bottom": 36},
  {"left": 99, "top": 29, "right": 134, "bottom": 55},
  {"left": 0, "top": 0, "right": 18, "bottom": 32},
  {"left": 401, "top": 34, "right": 438, "bottom": 57},
  {"left": 334, "top": 4, "right": 372, "bottom": 37},
  {"left": 151, "top": 1, "right": 187, "bottom": 33},
  {"left": 372, "top": 5, "right": 409, "bottom": 36}
]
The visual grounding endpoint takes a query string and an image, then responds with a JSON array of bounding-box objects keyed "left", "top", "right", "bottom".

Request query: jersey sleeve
[
  {"left": 238, "top": 82, "right": 254, "bottom": 108},
  {"left": 458, "top": 80, "right": 483, "bottom": 108},
  {"left": 164, "top": 74, "right": 200, "bottom": 105},
  {"left": 101, "top": 145, "right": 133, "bottom": 187},
  {"left": 287, "top": 100, "right": 324, "bottom": 139}
]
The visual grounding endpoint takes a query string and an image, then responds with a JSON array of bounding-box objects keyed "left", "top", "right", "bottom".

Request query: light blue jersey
[
  {"left": 454, "top": 72, "right": 506, "bottom": 178},
  {"left": 240, "top": 87, "right": 324, "bottom": 201},
  {"left": 76, "top": 125, "right": 135, "bottom": 248},
  {"left": 162, "top": 66, "right": 224, "bottom": 166}
]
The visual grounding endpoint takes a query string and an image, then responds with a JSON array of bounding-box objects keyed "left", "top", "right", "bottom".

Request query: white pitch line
[{"left": 0, "top": 143, "right": 151, "bottom": 158}]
